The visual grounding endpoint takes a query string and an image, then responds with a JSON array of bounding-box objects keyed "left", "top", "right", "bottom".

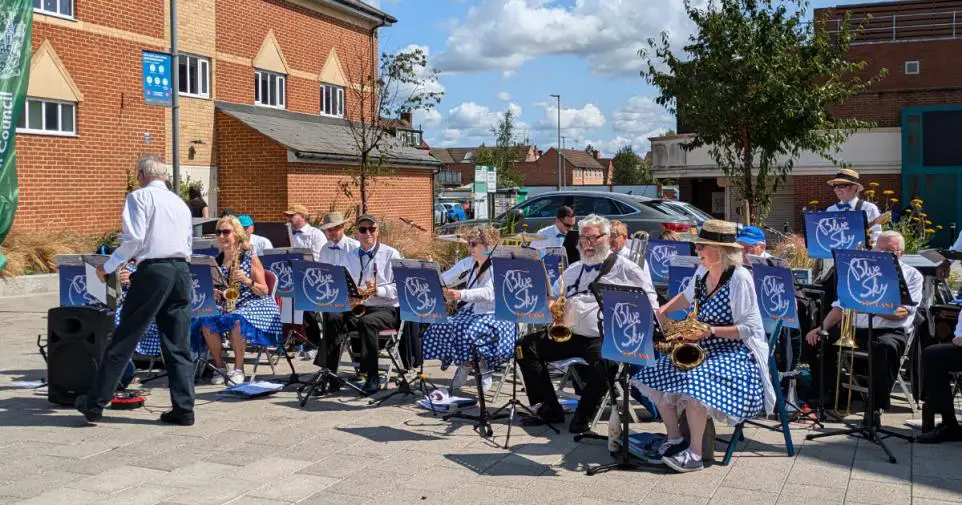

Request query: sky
[{"left": 364, "top": 0, "right": 889, "bottom": 157}]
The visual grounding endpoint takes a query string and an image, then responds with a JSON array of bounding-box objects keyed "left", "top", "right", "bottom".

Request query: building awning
[{"left": 215, "top": 102, "right": 440, "bottom": 169}]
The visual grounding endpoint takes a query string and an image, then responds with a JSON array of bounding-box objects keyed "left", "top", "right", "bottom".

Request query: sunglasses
[
  {"left": 215, "top": 229, "right": 233, "bottom": 237},
  {"left": 695, "top": 244, "right": 706, "bottom": 251},
  {"left": 357, "top": 226, "right": 378, "bottom": 234},
  {"left": 468, "top": 241, "right": 481, "bottom": 247},
  {"left": 559, "top": 221, "right": 575, "bottom": 229}
]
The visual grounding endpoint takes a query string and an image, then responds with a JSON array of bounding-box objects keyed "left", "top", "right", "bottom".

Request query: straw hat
[
  {"left": 693, "top": 220, "right": 743, "bottom": 249},
  {"left": 319, "top": 211, "right": 348, "bottom": 230},
  {"left": 282, "top": 204, "right": 311, "bottom": 217},
  {"left": 826, "top": 168, "right": 864, "bottom": 190}
]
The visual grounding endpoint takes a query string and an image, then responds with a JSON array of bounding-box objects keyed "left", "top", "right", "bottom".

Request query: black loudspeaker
[{"left": 46, "top": 306, "right": 114, "bottom": 406}]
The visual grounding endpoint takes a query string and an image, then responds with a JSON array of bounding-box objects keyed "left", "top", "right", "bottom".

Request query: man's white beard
[{"left": 581, "top": 242, "right": 610, "bottom": 266}]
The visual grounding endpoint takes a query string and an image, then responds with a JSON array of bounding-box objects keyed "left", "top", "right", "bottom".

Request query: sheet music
[{"left": 84, "top": 263, "right": 107, "bottom": 304}]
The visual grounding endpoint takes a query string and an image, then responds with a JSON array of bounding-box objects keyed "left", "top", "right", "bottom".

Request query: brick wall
[
  {"left": 14, "top": 22, "right": 167, "bottom": 235},
  {"left": 78, "top": 0, "right": 166, "bottom": 41},
  {"left": 793, "top": 174, "right": 902, "bottom": 215},
  {"left": 829, "top": 88, "right": 962, "bottom": 127}
]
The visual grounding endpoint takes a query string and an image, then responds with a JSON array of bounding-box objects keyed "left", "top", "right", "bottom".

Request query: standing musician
[
  {"left": 517, "top": 214, "right": 659, "bottom": 434},
  {"left": 825, "top": 168, "right": 882, "bottom": 246},
  {"left": 531, "top": 206, "right": 576, "bottom": 250},
  {"left": 917, "top": 316, "right": 962, "bottom": 443},
  {"left": 634, "top": 220, "right": 774, "bottom": 473},
  {"left": 423, "top": 226, "right": 516, "bottom": 394},
  {"left": 804, "top": 231, "right": 922, "bottom": 417},
  {"left": 324, "top": 214, "right": 402, "bottom": 395},
  {"left": 194, "top": 216, "right": 283, "bottom": 385},
  {"left": 284, "top": 204, "right": 327, "bottom": 261},
  {"left": 303, "top": 212, "right": 359, "bottom": 364},
  {"left": 79, "top": 154, "right": 195, "bottom": 426}
]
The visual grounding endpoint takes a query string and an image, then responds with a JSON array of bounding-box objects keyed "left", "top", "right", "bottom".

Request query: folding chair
[
  {"left": 837, "top": 326, "right": 920, "bottom": 415},
  {"left": 717, "top": 319, "right": 796, "bottom": 465},
  {"left": 340, "top": 322, "right": 407, "bottom": 390},
  {"left": 248, "top": 271, "right": 280, "bottom": 381}
]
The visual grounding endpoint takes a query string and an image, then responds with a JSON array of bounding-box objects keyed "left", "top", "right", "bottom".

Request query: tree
[
  {"left": 343, "top": 47, "right": 443, "bottom": 214},
  {"left": 641, "top": 0, "right": 885, "bottom": 223},
  {"left": 476, "top": 110, "right": 525, "bottom": 188},
  {"left": 584, "top": 143, "right": 597, "bottom": 154},
  {"left": 611, "top": 145, "right": 655, "bottom": 185}
]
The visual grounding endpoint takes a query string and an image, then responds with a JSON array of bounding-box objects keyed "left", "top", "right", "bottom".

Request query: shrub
[{"left": 1, "top": 231, "right": 100, "bottom": 279}]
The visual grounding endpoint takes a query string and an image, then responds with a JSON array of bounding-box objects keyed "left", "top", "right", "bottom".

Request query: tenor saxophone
[
  {"left": 656, "top": 301, "right": 709, "bottom": 371},
  {"left": 547, "top": 266, "right": 572, "bottom": 343},
  {"left": 223, "top": 251, "right": 241, "bottom": 313}
]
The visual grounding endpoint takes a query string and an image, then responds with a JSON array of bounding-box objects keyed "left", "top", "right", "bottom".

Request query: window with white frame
[
  {"left": 905, "top": 60, "right": 920, "bottom": 75},
  {"left": 34, "top": 0, "right": 73, "bottom": 17},
  {"left": 255, "top": 70, "right": 286, "bottom": 108},
  {"left": 16, "top": 98, "right": 76, "bottom": 135},
  {"left": 320, "top": 83, "right": 344, "bottom": 117},
  {"left": 178, "top": 54, "right": 210, "bottom": 98}
]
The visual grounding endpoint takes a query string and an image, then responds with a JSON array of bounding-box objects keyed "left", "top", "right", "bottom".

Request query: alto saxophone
[
  {"left": 223, "top": 251, "right": 241, "bottom": 313},
  {"left": 547, "top": 265, "right": 572, "bottom": 343},
  {"left": 656, "top": 301, "right": 709, "bottom": 371},
  {"left": 350, "top": 263, "right": 377, "bottom": 317}
]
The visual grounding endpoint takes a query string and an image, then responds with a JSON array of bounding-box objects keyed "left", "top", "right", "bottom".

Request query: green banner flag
[{"left": 0, "top": 1, "right": 32, "bottom": 272}]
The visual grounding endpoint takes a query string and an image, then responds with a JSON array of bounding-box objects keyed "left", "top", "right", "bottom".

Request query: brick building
[
  {"left": 431, "top": 145, "right": 607, "bottom": 188},
  {"left": 15, "top": 0, "right": 438, "bottom": 235},
  {"left": 649, "top": 0, "right": 962, "bottom": 245}
]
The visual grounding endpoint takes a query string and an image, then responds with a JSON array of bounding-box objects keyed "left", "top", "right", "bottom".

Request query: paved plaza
[{"left": 1, "top": 293, "right": 961, "bottom": 505}]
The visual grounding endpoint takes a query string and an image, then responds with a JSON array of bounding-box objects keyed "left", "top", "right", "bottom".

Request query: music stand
[
  {"left": 369, "top": 259, "right": 443, "bottom": 408},
  {"left": 181, "top": 257, "right": 235, "bottom": 385},
  {"left": 576, "top": 282, "right": 657, "bottom": 476},
  {"left": 486, "top": 248, "right": 560, "bottom": 448},
  {"left": 805, "top": 249, "right": 916, "bottom": 463}
]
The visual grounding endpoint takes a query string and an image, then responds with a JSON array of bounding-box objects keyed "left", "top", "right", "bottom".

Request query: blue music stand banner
[
  {"left": 833, "top": 249, "right": 908, "bottom": 315},
  {"left": 492, "top": 257, "right": 551, "bottom": 324},
  {"left": 262, "top": 254, "right": 295, "bottom": 298},
  {"left": 667, "top": 261, "right": 698, "bottom": 321},
  {"left": 394, "top": 263, "right": 447, "bottom": 323},
  {"left": 803, "top": 211, "right": 867, "bottom": 259},
  {"left": 188, "top": 264, "right": 218, "bottom": 317},
  {"left": 646, "top": 240, "right": 695, "bottom": 285},
  {"left": 751, "top": 264, "right": 800, "bottom": 329},
  {"left": 541, "top": 247, "right": 566, "bottom": 288},
  {"left": 598, "top": 285, "right": 656, "bottom": 367},
  {"left": 58, "top": 264, "right": 97, "bottom": 307},
  {"left": 291, "top": 260, "right": 350, "bottom": 313}
]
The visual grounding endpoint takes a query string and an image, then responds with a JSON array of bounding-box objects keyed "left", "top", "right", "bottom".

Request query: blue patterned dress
[
  {"left": 631, "top": 272, "right": 765, "bottom": 424},
  {"left": 115, "top": 263, "right": 163, "bottom": 357},
  {"left": 191, "top": 250, "right": 283, "bottom": 346}
]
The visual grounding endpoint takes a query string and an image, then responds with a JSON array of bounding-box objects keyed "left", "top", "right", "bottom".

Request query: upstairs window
[
  {"left": 34, "top": 0, "right": 73, "bottom": 18},
  {"left": 17, "top": 98, "right": 76, "bottom": 136},
  {"left": 320, "top": 84, "right": 344, "bottom": 117},
  {"left": 255, "top": 70, "right": 285, "bottom": 108},
  {"left": 178, "top": 54, "right": 210, "bottom": 99}
]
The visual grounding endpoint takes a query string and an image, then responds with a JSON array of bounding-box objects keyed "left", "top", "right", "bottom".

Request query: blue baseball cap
[
  {"left": 237, "top": 214, "right": 254, "bottom": 228},
  {"left": 736, "top": 226, "right": 766, "bottom": 245}
]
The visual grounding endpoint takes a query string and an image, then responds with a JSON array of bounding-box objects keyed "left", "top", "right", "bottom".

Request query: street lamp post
[{"left": 550, "top": 94, "right": 561, "bottom": 190}]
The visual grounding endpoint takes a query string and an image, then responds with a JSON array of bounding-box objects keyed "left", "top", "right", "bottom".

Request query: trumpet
[
  {"left": 547, "top": 263, "right": 572, "bottom": 343},
  {"left": 656, "top": 302, "right": 709, "bottom": 371}
]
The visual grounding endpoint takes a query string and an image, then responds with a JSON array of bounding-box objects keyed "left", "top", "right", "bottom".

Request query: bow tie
[
  {"left": 836, "top": 203, "right": 852, "bottom": 210},
  {"left": 556, "top": 233, "right": 567, "bottom": 238},
  {"left": 359, "top": 250, "right": 375, "bottom": 259},
  {"left": 328, "top": 245, "right": 340, "bottom": 251},
  {"left": 293, "top": 229, "right": 304, "bottom": 235},
  {"left": 584, "top": 263, "right": 602, "bottom": 273}
]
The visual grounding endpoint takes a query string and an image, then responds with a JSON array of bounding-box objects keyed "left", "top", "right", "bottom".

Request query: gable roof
[{"left": 559, "top": 149, "right": 605, "bottom": 169}]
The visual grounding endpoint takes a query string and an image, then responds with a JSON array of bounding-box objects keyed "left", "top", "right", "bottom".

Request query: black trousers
[
  {"left": 85, "top": 260, "right": 195, "bottom": 414},
  {"left": 517, "top": 331, "right": 614, "bottom": 419},
  {"left": 808, "top": 326, "right": 906, "bottom": 410},
  {"left": 921, "top": 343, "right": 962, "bottom": 421},
  {"left": 303, "top": 311, "right": 324, "bottom": 351},
  {"left": 319, "top": 307, "right": 399, "bottom": 376}
]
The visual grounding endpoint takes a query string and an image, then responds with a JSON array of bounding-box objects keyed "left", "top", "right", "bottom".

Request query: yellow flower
[
  {"left": 808, "top": 200, "right": 819, "bottom": 206},
  {"left": 926, "top": 228, "right": 936, "bottom": 234},
  {"left": 920, "top": 213, "right": 927, "bottom": 218},
  {"left": 865, "top": 190, "right": 876, "bottom": 195},
  {"left": 889, "top": 198, "right": 899, "bottom": 203},
  {"left": 869, "top": 182, "right": 880, "bottom": 187},
  {"left": 883, "top": 190, "right": 894, "bottom": 196},
  {"left": 937, "top": 225, "right": 944, "bottom": 230},
  {"left": 911, "top": 217, "right": 921, "bottom": 222},
  {"left": 925, "top": 220, "right": 933, "bottom": 225}
]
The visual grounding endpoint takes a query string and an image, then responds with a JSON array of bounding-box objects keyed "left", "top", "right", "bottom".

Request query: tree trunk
[{"left": 359, "top": 151, "right": 368, "bottom": 214}]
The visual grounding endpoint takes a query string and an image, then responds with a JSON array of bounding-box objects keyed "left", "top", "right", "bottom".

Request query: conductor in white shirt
[
  {"left": 78, "top": 154, "right": 196, "bottom": 426},
  {"left": 531, "top": 206, "right": 576, "bottom": 250},
  {"left": 283, "top": 204, "right": 327, "bottom": 260},
  {"left": 238, "top": 214, "right": 272, "bottom": 256}
]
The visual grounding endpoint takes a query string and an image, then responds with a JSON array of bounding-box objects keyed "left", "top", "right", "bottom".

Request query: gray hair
[
  {"left": 874, "top": 230, "right": 905, "bottom": 251},
  {"left": 578, "top": 214, "right": 610, "bottom": 236},
  {"left": 136, "top": 154, "right": 168, "bottom": 181}
]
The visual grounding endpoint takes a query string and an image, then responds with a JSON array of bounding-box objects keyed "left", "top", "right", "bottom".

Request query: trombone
[{"left": 833, "top": 308, "right": 858, "bottom": 416}]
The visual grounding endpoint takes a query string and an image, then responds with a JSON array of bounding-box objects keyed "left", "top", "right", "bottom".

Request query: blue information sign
[
  {"left": 833, "top": 249, "right": 908, "bottom": 315},
  {"left": 492, "top": 257, "right": 551, "bottom": 324},
  {"left": 599, "top": 285, "right": 655, "bottom": 367},
  {"left": 142, "top": 51, "right": 173, "bottom": 107},
  {"left": 751, "top": 264, "right": 799, "bottom": 329},
  {"left": 802, "top": 211, "right": 867, "bottom": 260},
  {"left": 395, "top": 265, "right": 447, "bottom": 323},
  {"left": 291, "top": 260, "right": 351, "bottom": 313},
  {"left": 645, "top": 240, "right": 695, "bottom": 285},
  {"left": 189, "top": 264, "right": 217, "bottom": 316}
]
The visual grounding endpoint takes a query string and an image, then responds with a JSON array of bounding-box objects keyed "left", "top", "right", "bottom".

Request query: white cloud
[
  {"left": 393, "top": 44, "right": 446, "bottom": 98},
  {"left": 534, "top": 102, "right": 606, "bottom": 140},
  {"left": 436, "top": 0, "right": 700, "bottom": 76},
  {"left": 613, "top": 95, "right": 674, "bottom": 135},
  {"left": 413, "top": 108, "right": 443, "bottom": 128},
  {"left": 430, "top": 101, "right": 531, "bottom": 146},
  {"left": 497, "top": 91, "right": 512, "bottom": 101}
]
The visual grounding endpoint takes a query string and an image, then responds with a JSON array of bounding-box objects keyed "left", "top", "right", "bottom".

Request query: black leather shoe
[
  {"left": 917, "top": 424, "right": 962, "bottom": 444},
  {"left": 160, "top": 410, "right": 195, "bottom": 426},
  {"left": 522, "top": 405, "right": 565, "bottom": 426},
  {"left": 74, "top": 395, "right": 102, "bottom": 423},
  {"left": 361, "top": 377, "right": 380, "bottom": 395},
  {"left": 327, "top": 376, "right": 343, "bottom": 394},
  {"left": 568, "top": 412, "right": 591, "bottom": 434}
]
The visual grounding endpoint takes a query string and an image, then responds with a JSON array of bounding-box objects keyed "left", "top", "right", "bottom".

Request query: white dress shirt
[
  {"left": 103, "top": 181, "right": 192, "bottom": 274},
  {"left": 442, "top": 257, "right": 496, "bottom": 314},
  {"left": 318, "top": 235, "right": 359, "bottom": 268},
  {"left": 827, "top": 197, "right": 882, "bottom": 245},
  {"left": 531, "top": 224, "right": 568, "bottom": 250},
  {"left": 951, "top": 231, "right": 962, "bottom": 252},
  {"left": 345, "top": 242, "right": 402, "bottom": 308},
  {"left": 291, "top": 223, "right": 327, "bottom": 261},
  {"left": 831, "top": 260, "right": 924, "bottom": 332},
  {"left": 955, "top": 313, "right": 962, "bottom": 338},
  {"left": 550, "top": 253, "right": 659, "bottom": 338},
  {"left": 249, "top": 234, "right": 273, "bottom": 257}
]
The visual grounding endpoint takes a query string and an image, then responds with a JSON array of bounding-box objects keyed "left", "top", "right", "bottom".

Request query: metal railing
[
  {"left": 434, "top": 170, "right": 462, "bottom": 186},
  {"left": 827, "top": 10, "right": 959, "bottom": 44}
]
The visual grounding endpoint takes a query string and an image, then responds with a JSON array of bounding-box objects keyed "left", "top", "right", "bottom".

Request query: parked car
[
  {"left": 439, "top": 190, "right": 698, "bottom": 238},
  {"left": 434, "top": 204, "right": 447, "bottom": 226},
  {"left": 653, "top": 199, "right": 714, "bottom": 228}
]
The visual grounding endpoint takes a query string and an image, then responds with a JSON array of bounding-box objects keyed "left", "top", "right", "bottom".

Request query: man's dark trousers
[
  {"left": 319, "top": 307, "right": 398, "bottom": 377},
  {"left": 517, "top": 332, "right": 614, "bottom": 419},
  {"left": 84, "top": 259, "right": 195, "bottom": 414}
]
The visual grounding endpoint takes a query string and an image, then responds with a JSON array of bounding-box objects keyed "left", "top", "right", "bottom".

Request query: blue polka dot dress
[
  {"left": 191, "top": 250, "right": 283, "bottom": 347},
  {"left": 631, "top": 273, "right": 765, "bottom": 424},
  {"left": 115, "top": 263, "right": 163, "bottom": 357}
]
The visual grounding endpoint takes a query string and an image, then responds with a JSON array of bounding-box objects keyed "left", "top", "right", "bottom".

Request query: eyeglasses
[
  {"left": 833, "top": 184, "right": 855, "bottom": 190},
  {"left": 468, "top": 241, "right": 481, "bottom": 247},
  {"left": 215, "top": 229, "right": 232, "bottom": 237},
  {"left": 357, "top": 226, "right": 378, "bottom": 234},
  {"left": 578, "top": 233, "right": 607, "bottom": 244},
  {"left": 695, "top": 243, "right": 706, "bottom": 251}
]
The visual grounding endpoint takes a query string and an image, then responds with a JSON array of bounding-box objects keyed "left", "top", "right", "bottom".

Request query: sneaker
[
  {"left": 302, "top": 349, "right": 317, "bottom": 361},
  {"left": 664, "top": 449, "right": 704, "bottom": 473},
  {"left": 210, "top": 368, "right": 227, "bottom": 385},
  {"left": 481, "top": 375, "right": 493, "bottom": 392},
  {"left": 645, "top": 437, "right": 687, "bottom": 464},
  {"left": 917, "top": 424, "right": 962, "bottom": 444},
  {"left": 228, "top": 369, "right": 245, "bottom": 385}
]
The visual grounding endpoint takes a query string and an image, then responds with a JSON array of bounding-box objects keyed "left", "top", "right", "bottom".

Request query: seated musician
[
  {"left": 634, "top": 220, "right": 775, "bottom": 473},
  {"left": 193, "top": 216, "right": 283, "bottom": 385},
  {"left": 303, "top": 211, "right": 359, "bottom": 363},
  {"left": 518, "top": 214, "right": 659, "bottom": 434},
  {"left": 826, "top": 168, "right": 882, "bottom": 245},
  {"left": 918, "top": 316, "right": 962, "bottom": 443},
  {"left": 323, "top": 214, "right": 402, "bottom": 395},
  {"left": 736, "top": 226, "right": 770, "bottom": 264},
  {"left": 804, "top": 231, "right": 923, "bottom": 417},
  {"left": 423, "top": 226, "right": 516, "bottom": 393},
  {"left": 609, "top": 220, "right": 633, "bottom": 258}
]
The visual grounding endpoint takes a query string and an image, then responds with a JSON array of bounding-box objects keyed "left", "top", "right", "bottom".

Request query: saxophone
[
  {"left": 350, "top": 263, "right": 377, "bottom": 317},
  {"left": 656, "top": 301, "right": 709, "bottom": 371},
  {"left": 547, "top": 266, "right": 572, "bottom": 343},
  {"left": 223, "top": 250, "right": 241, "bottom": 313}
]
